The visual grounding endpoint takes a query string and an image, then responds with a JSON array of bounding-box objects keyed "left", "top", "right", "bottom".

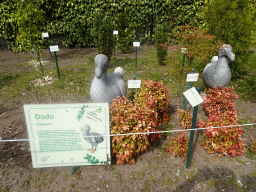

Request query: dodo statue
[
  {"left": 202, "top": 44, "right": 235, "bottom": 88},
  {"left": 90, "top": 54, "right": 126, "bottom": 104}
]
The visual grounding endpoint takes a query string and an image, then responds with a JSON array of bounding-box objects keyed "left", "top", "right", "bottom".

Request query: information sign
[
  {"left": 42, "top": 33, "right": 49, "bottom": 38},
  {"left": 133, "top": 42, "right": 140, "bottom": 47},
  {"left": 181, "top": 48, "right": 187, "bottom": 53},
  {"left": 128, "top": 80, "right": 141, "bottom": 88},
  {"left": 186, "top": 73, "right": 199, "bottom": 82},
  {"left": 113, "top": 30, "right": 118, "bottom": 35},
  {"left": 24, "top": 103, "right": 111, "bottom": 168},
  {"left": 49, "top": 45, "right": 59, "bottom": 52},
  {"left": 183, "top": 87, "right": 204, "bottom": 107}
]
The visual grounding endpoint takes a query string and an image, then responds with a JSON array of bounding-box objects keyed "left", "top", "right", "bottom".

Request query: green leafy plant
[
  {"left": 197, "top": 86, "right": 246, "bottom": 157},
  {"left": 91, "top": 10, "right": 115, "bottom": 63},
  {"left": 177, "top": 109, "right": 192, "bottom": 129},
  {"left": 10, "top": 0, "right": 46, "bottom": 77},
  {"left": 200, "top": 0, "right": 256, "bottom": 78},
  {"left": 155, "top": 22, "right": 170, "bottom": 65},
  {"left": 114, "top": 12, "right": 135, "bottom": 54},
  {"left": 166, "top": 132, "right": 189, "bottom": 162}
]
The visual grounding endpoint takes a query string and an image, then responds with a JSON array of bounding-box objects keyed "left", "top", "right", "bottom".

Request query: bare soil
[{"left": 0, "top": 47, "right": 256, "bottom": 192}]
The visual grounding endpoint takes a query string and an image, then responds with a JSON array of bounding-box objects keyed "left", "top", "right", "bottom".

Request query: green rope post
[
  {"left": 114, "top": 34, "right": 116, "bottom": 56},
  {"left": 131, "top": 75, "right": 136, "bottom": 103},
  {"left": 183, "top": 69, "right": 195, "bottom": 110},
  {"left": 54, "top": 51, "right": 60, "bottom": 79},
  {"left": 135, "top": 47, "right": 138, "bottom": 67},
  {"left": 186, "top": 86, "right": 201, "bottom": 169}
]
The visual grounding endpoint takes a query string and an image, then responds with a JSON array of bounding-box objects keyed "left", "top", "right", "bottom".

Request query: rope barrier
[{"left": 0, "top": 123, "right": 255, "bottom": 142}]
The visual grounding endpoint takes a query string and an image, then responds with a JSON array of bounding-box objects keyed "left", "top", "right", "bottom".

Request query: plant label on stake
[
  {"left": 183, "top": 87, "right": 203, "bottom": 107},
  {"left": 186, "top": 73, "right": 199, "bottom": 82},
  {"left": 181, "top": 48, "right": 187, "bottom": 53},
  {"left": 49, "top": 45, "right": 59, "bottom": 52},
  {"left": 133, "top": 42, "right": 140, "bottom": 67},
  {"left": 113, "top": 30, "right": 118, "bottom": 35},
  {"left": 128, "top": 80, "right": 141, "bottom": 89},
  {"left": 50, "top": 45, "right": 60, "bottom": 79},
  {"left": 113, "top": 30, "right": 118, "bottom": 56},
  {"left": 42, "top": 32, "right": 49, "bottom": 38}
]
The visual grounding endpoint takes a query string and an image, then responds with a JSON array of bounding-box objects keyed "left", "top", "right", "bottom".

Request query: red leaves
[
  {"left": 177, "top": 109, "right": 192, "bottom": 129},
  {"left": 166, "top": 132, "right": 189, "bottom": 158},
  {"left": 197, "top": 86, "right": 246, "bottom": 157},
  {"left": 110, "top": 80, "right": 171, "bottom": 165}
]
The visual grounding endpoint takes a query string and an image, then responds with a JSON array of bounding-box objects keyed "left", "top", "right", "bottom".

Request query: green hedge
[{"left": 0, "top": 0, "right": 207, "bottom": 51}]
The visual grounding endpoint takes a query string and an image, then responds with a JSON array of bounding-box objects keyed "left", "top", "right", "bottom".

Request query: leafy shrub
[
  {"left": 110, "top": 79, "right": 171, "bottom": 165},
  {"left": 155, "top": 22, "right": 169, "bottom": 65},
  {"left": 166, "top": 132, "right": 189, "bottom": 162},
  {"left": 200, "top": 0, "right": 256, "bottom": 77},
  {"left": 197, "top": 86, "right": 246, "bottom": 157},
  {"left": 167, "top": 24, "right": 224, "bottom": 73},
  {"left": 133, "top": 79, "right": 171, "bottom": 127},
  {"left": 177, "top": 109, "right": 192, "bottom": 129},
  {"left": 91, "top": 10, "right": 114, "bottom": 62},
  {"left": 202, "top": 86, "right": 238, "bottom": 116},
  {"left": 110, "top": 97, "right": 156, "bottom": 165},
  {"left": 114, "top": 12, "right": 135, "bottom": 54}
]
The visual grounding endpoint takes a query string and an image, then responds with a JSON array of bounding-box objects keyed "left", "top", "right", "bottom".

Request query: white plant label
[
  {"left": 42, "top": 33, "right": 49, "bottom": 38},
  {"left": 113, "top": 30, "right": 118, "bottom": 35},
  {"left": 186, "top": 73, "right": 199, "bottom": 82},
  {"left": 183, "top": 87, "right": 204, "bottom": 107},
  {"left": 133, "top": 42, "right": 140, "bottom": 47},
  {"left": 49, "top": 45, "right": 59, "bottom": 52},
  {"left": 24, "top": 103, "right": 111, "bottom": 168},
  {"left": 181, "top": 48, "right": 187, "bottom": 53},
  {"left": 128, "top": 80, "right": 141, "bottom": 88}
]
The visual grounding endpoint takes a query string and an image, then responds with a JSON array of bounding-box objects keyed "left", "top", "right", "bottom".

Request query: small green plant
[
  {"left": 91, "top": 10, "right": 114, "bottom": 63},
  {"left": 1, "top": 187, "right": 8, "bottom": 192},
  {"left": 155, "top": 22, "right": 169, "bottom": 65},
  {"left": 114, "top": 12, "right": 135, "bottom": 54}
]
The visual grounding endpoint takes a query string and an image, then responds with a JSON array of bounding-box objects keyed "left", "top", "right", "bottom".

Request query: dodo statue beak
[
  {"left": 228, "top": 52, "right": 235, "bottom": 62},
  {"left": 95, "top": 67, "right": 102, "bottom": 78}
]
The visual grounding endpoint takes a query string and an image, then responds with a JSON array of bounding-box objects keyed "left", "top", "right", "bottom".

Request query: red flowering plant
[{"left": 196, "top": 86, "right": 246, "bottom": 157}]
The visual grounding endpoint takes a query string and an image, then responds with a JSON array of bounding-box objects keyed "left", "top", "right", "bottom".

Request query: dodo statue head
[
  {"left": 94, "top": 54, "right": 109, "bottom": 79},
  {"left": 218, "top": 44, "right": 235, "bottom": 62}
]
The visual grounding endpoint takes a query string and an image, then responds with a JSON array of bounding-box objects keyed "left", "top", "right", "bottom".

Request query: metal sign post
[
  {"left": 133, "top": 42, "right": 140, "bottom": 67},
  {"left": 113, "top": 30, "right": 118, "bottom": 56},
  {"left": 49, "top": 45, "right": 60, "bottom": 79},
  {"left": 184, "top": 69, "right": 195, "bottom": 110},
  {"left": 185, "top": 86, "right": 202, "bottom": 168}
]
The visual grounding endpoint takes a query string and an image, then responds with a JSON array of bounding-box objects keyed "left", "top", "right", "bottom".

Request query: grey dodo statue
[
  {"left": 90, "top": 54, "right": 126, "bottom": 104},
  {"left": 202, "top": 44, "right": 235, "bottom": 88}
]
